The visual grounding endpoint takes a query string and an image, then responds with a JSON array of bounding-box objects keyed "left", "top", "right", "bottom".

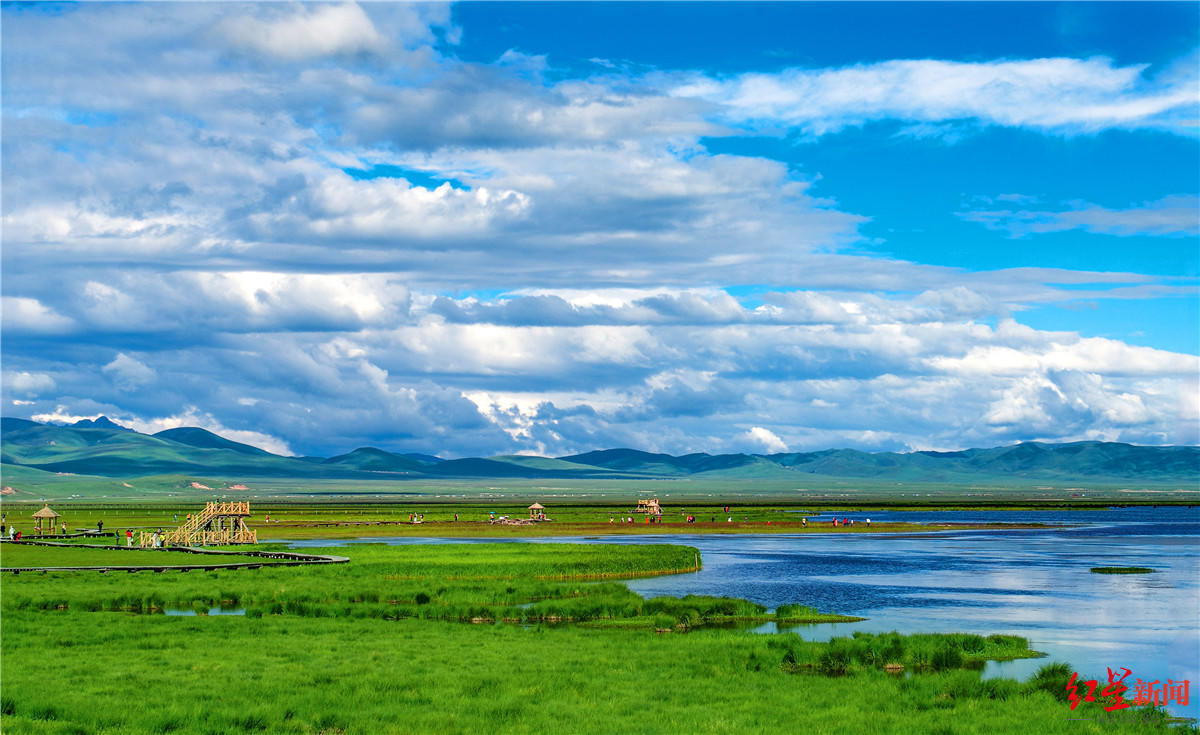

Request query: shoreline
[{"left": 256, "top": 520, "right": 1060, "bottom": 540}]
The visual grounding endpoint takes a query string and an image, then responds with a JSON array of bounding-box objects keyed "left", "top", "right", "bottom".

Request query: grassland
[
  {"left": 1, "top": 541, "right": 1189, "bottom": 734},
  {"left": 3, "top": 459, "right": 1196, "bottom": 505},
  {"left": 1090, "top": 566, "right": 1157, "bottom": 574},
  {"left": 0, "top": 502, "right": 1062, "bottom": 541}
]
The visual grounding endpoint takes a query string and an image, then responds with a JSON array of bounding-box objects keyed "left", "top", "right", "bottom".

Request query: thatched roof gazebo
[
  {"left": 32, "top": 504, "right": 60, "bottom": 535},
  {"left": 528, "top": 502, "right": 545, "bottom": 519}
]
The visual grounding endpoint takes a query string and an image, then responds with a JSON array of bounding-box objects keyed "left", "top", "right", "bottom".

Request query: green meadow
[
  {"left": 1, "top": 542, "right": 1186, "bottom": 734},
  {"left": 0, "top": 502, "right": 1055, "bottom": 542}
]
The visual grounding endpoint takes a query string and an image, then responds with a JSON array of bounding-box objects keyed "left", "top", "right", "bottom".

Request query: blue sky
[{"left": 2, "top": 2, "right": 1197, "bottom": 457}]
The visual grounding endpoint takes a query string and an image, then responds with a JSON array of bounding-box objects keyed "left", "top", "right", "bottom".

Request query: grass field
[
  {"left": 1, "top": 541, "right": 1185, "bottom": 734},
  {"left": 0, "top": 502, "right": 1062, "bottom": 541},
  {"left": 2, "top": 461, "right": 1195, "bottom": 505}
]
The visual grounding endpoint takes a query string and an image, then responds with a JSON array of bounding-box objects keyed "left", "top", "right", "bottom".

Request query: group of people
[
  {"left": 2, "top": 522, "right": 68, "bottom": 538},
  {"left": 830, "top": 517, "right": 870, "bottom": 527},
  {"left": 609, "top": 515, "right": 661, "bottom": 524}
]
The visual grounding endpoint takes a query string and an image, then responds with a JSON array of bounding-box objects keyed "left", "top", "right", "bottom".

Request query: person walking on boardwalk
[{"left": 126, "top": 529, "right": 134, "bottom": 547}]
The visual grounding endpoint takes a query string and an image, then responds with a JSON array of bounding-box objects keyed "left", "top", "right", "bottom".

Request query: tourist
[
  {"left": 97, "top": 520, "right": 103, "bottom": 533},
  {"left": 61, "top": 522, "right": 67, "bottom": 535},
  {"left": 126, "top": 529, "right": 134, "bottom": 547},
  {"left": 174, "top": 514, "right": 178, "bottom": 523},
  {"left": 802, "top": 517, "right": 807, "bottom": 527},
  {"left": 454, "top": 513, "right": 459, "bottom": 522},
  {"left": 14, "top": 530, "right": 21, "bottom": 541},
  {"left": 609, "top": 517, "right": 614, "bottom": 524},
  {"left": 866, "top": 518, "right": 871, "bottom": 527},
  {"left": 7, "top": 526, "right": 13, "bottom": 540}
]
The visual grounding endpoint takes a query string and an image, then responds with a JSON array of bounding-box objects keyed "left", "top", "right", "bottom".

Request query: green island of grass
[
  {"left": 0, "top": 541, "right": 1184, "bottom": 734},
  {"left": 1090, "top": 566, "right": 1157, "bottom": 574}
]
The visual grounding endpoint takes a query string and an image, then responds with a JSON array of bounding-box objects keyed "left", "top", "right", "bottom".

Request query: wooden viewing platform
[{"left": 142, "top": 501, "right": 258, "bottom": 547}]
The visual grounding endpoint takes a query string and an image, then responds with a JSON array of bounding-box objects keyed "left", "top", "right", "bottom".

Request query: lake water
[{"left": 275, "top": 506, "right": 1199, "bottom": 719}]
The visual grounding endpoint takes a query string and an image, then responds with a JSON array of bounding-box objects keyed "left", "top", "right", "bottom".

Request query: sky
[{"left": 2, "top": 1, "right": 1197, "bottom": 458}]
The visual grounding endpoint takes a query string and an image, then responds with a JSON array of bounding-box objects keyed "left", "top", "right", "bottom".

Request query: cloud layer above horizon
[{"left": 3, "top": 3, "right": 1197, "bottom": 457}]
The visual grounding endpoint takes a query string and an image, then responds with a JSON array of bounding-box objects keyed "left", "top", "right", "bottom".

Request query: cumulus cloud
[
  {"left": 220, "top": 4, "right": 387, "bottom": 61},
  {"left": 746, "top": 426, "right": 789, "bottom": 453},
  {"left": 1, "top": 4, "right": 1195, "bottom": 457},
  {"left": 4, "top": 371, "right": 55, "bottom": 398},
  {"left": 2, "top": 297, "right": 75, "bottom": 334},
  {"left": 249, "top": 173, "right": 532, "bottom": 242},
  {"left": 102, "top": 353, "right": 157, "bottom": 392}
]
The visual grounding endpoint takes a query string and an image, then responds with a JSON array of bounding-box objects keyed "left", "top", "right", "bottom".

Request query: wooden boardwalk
[{"left": 0, "top": 539, "right": 347, "bottom": 574}]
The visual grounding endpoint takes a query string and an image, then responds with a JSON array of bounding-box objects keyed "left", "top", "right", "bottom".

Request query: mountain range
[{"left": 1, "top": 416, "right": 1197, "bottom": 485}]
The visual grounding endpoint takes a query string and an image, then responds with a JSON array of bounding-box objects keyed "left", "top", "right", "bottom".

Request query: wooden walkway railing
[{"left": 140, "top": 502, "right": 258, "bottom": 548}]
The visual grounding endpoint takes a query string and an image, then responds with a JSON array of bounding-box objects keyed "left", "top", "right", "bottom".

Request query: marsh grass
[
  {"left": 1, "top": 542, "right": 1184, "bottom": 734},
  {"left": 0, "top": 616, "right": 1179, "bottom": 735},
  {"left": 1090, "top": 566, "right": 1156, "bottom": 574}
]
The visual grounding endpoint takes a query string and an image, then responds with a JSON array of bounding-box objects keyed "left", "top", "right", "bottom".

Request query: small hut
[
  {"left": 32, "top": 504, "right": 60, "bottom": 535},
  {"left": 528, "top": 502, "right": 546, "bottom": 520}
]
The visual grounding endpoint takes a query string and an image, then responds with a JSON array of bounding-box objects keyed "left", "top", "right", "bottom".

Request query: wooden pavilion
[
  {"left": 634, "top": 498, "right": 662, "bottom": 516},
  {"left": 31, "top": 505, "right": 60, "bottom": 535},
  {"left": 528, "top": 502, "right": 546, "bottom": 520}
]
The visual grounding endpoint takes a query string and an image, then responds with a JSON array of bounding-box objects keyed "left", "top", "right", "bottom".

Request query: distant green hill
[
  {"left": 322, "top": 447, "right": 430, "bottom": 473},
  {"left": 154, "top": 427, "right": 271, "bottom": 456},
  {"left": 1, "top": 417, "right": 1196, "bottom": 486}
]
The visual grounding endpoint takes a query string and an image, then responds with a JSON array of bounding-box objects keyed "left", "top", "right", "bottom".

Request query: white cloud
[
  {"left": 960, "top": 195, "right": 1200, "bottom": 237},
  {"left": 221, "top": 3, "right": 387, "bottom": 60},
  {"left": 31, "top": 406, "right": 108, "bottom": 425},
  {"left": 250, "top": 173, "right": 532, "bottom": 242},
  {"left": 746, "top": 426, "right": 788, "bottom": 453},
  {"left": 4, "top": 371, "right": 56, "bottom": 397},
  {"left": 670, "top": 57, "right": 1197, "bottom": 135},
  {"left": 1, "top": 5, "right": 1195, "bottom": 457},
  {"left": 102, "top": 353, "right": 157, "bottom": 391},
  {"left": 1, "top": 297, "right": 75, "bottom": 334}
]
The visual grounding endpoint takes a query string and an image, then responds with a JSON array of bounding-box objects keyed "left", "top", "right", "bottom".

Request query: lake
[{"left": 275, "top": 505, "right": 1199, "bottom": 719}]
